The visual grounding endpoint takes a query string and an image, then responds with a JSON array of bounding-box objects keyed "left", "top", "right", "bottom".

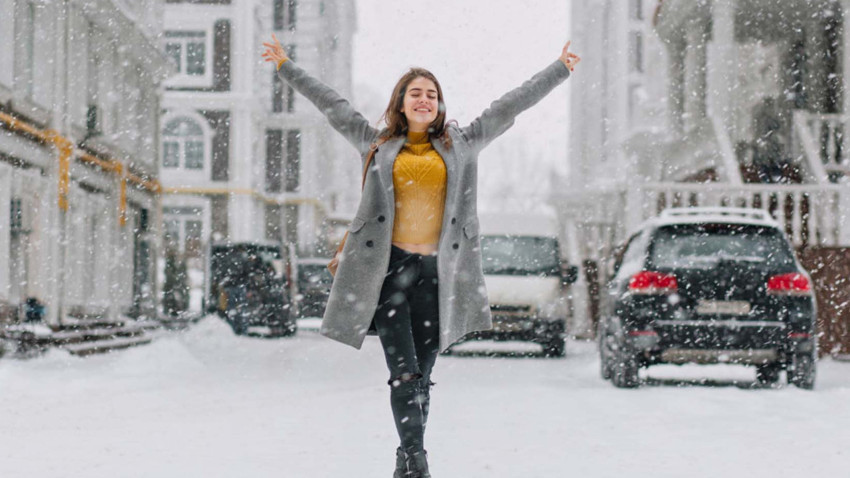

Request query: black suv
[
  {"left": 599, "top": 208, "right": 817, "bottom": 389},
  {"left": 292, "top": 257, "right": 333, "bottom": 318},
  {"left": 206, "top": 241, "right": 296, "bottom": 337}
]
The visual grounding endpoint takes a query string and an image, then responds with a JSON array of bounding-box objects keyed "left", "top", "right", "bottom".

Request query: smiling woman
[{"left": 262, "top": 31, "right": 579, "bottom": 477}]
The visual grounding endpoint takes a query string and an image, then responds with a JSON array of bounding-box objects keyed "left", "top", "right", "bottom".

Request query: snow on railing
[
  {"left": 792, "top": 111, "right": 850, "bottom": 184},
  {"left": 623, "top": 183, "right": 846, "bottom": 247}
]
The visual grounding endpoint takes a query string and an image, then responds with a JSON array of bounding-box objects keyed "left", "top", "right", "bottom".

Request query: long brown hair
[{"left": 380, "top": 67, "right": 451, "bottom": 146}]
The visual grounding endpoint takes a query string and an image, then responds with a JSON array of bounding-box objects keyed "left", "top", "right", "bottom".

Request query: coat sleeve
[
  {"left": 277, "top": 61, "right": 378, "bottom": 154},
  {"left": 461, "top": 60, "right": 571, "bottom": 152}
]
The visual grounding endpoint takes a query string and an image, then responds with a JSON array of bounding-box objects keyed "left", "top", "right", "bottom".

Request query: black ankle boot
[
  {"left": 400, "top": 448, "right": 431, "bottom": 478},
  {"left": 393, "top": 447, "right": 406, "bottom": 478}
]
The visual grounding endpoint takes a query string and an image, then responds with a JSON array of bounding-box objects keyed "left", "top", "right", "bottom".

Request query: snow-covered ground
[{"left": 1, "top": 317, "right": 848, "bottom": 478}]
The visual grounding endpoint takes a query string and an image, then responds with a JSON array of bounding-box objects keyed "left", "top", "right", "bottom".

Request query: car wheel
[
  {"left": 787, "top": 353, "right": 816, "bottom": 390},
  {"left": 230, "top": 322, "right": 247, "bottom": 336},
  {"left": 544, "top": 338, "right": 566, "bottom": 358},
  {"left": 755, "top": 362, "right": 781, "bottom": 385},
  {"left": 271, "top": 316, "right": 297, "bottom": 337},
  {"left": 611, "top": 352, "right": 640, "bottom": 388}
]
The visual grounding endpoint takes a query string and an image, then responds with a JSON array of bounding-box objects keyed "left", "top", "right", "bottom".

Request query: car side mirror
[{"left": 560, "top": 264, "right": 579, "bottom": 285}]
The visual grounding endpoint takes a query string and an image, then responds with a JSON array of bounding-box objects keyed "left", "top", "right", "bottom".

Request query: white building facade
[
  {"left": 159, "top": 0, "right": 359, "bottom": 276},
  {"left": 558, "top": 0, "right": 850, "bottom": 335},
  {"left": 0, "top": 0, "right": 170, "bottom": 325}
]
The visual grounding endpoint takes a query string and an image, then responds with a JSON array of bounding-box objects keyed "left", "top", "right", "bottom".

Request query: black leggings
[{"left": 373, "top": 245, "right": 440, "bottom": 453}]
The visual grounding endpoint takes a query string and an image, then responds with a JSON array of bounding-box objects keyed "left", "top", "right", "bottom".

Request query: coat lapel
[
  {"left": 430, "top": 137, "right": 456, "bottom": 190},
  {"left": 377, "top": 136, "right": 406, "bottom": 201}
]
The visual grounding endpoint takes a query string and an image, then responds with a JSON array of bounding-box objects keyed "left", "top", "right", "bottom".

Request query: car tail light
[
  {"left": 628, "top": 330, "right": 658, "bottom": 337},
  {"left": 629, "top": 271, "right": 678, "bottom": 295},
  {"left": 767, "top": 273, "right": 811, "bottom": 296},
  {"left": 788, "top": 332, "right": 811, "bottom": 339}
]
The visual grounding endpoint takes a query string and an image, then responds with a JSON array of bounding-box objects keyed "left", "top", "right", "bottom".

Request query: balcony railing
[
  {"left": 623, "top": 183, "right": 846, "bottom": 247},
  {"left": 793, "top": 111, "right": 850, "bottom": 184}
]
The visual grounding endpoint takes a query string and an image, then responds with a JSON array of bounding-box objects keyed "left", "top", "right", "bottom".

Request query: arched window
[{"left": 162, "top": 117, "right": 205, "bottom": 170}]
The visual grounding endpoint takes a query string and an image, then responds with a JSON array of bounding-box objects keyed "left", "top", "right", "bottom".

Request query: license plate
[
  {"left": 696, "top": 300, "right": 751, "bottom": 316},
  {"left": 492, "top": 319, "right": 524, "bottom": 332}
]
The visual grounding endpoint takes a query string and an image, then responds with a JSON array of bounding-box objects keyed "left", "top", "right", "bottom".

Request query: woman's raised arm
[
  {"left": 461, "top": 41, "right": 581, "bottom": 152},
  {"left": 263, "top": 34, "right": 378, "bottom": 153}
]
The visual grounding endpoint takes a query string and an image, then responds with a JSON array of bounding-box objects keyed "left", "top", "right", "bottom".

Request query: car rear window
[
  {"left": 298, "top": 264, "right": 332, "bottom": 287},
  {"left": 480, "top": 235, "right": 560, "bottom": 276},
  {"left": 649, "top": 224, "right": 795, "bottom": 270}
]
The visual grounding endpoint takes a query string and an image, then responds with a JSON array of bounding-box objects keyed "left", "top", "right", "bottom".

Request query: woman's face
[{"left": 400, "top": 76, "right": 439, "bottom": 132}]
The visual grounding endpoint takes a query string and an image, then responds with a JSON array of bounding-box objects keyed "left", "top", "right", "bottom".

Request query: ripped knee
[{"left": 388, "top": 372, "right": 423, "bottom": 387}]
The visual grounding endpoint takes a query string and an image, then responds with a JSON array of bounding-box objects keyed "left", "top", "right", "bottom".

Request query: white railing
[
  {"left": 793, "top": 111, "right": 850, "bottom": 184},
  {"left": 623, "top": 183, "right": 846, "bottom": 247}
]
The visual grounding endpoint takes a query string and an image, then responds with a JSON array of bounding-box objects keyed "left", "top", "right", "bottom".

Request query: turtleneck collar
[{"left": 406, "top": 130, "right": 429, "bottom": 145}]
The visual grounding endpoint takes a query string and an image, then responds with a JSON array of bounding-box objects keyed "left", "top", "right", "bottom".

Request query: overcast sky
[{"left": 351, "top": 0, "right": 574, "bottom": 210}]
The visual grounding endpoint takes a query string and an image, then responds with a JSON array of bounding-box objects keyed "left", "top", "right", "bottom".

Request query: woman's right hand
[
  {"left": 559, "top": 41, "right": 581, "bottom": 72},
  {"left": 262, "top": 33, "right": 289, "bottom": 68}
]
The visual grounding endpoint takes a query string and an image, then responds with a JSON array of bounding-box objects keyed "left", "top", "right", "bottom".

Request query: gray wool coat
[{"left": 277, "top": 59, "right": 571, "bottom": 352}]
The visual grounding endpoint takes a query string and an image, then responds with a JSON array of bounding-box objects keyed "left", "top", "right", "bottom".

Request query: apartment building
[
  {"left": 0, "top": 0, "right": 170, "bottom": 324},
  {"left": 160, "top": 0, "right": 358, "bottom": 276}
]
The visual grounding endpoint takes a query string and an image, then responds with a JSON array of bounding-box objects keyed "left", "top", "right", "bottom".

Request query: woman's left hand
[
  {"left": 559, "top": 41, "right": 581, "bottom": 72},
  {"left": 262, "top": 33, "right": 289, "bottom": 68}
]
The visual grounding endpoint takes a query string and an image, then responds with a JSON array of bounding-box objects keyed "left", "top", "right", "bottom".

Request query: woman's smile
[{"left": 401, "top": 77, "right": 439, "bottom": 131}]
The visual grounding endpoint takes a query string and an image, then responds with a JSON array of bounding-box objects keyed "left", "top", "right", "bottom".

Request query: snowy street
[{"left": 1, "top": 317, "right": 848, "bottom": 478}]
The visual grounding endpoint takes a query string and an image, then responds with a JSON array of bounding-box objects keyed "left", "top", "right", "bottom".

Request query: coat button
[
  {"left": 366, "top": 240, "right": 374, "bottom": 247},
  {"left": 451, "top": 217, "right": 457, "bottom": 225},
  {"left": 452, "top": 243, "right": 459, "bottom": 250},
  {"left": 378, "top": 215, "right": 385, "bottom": 222}
]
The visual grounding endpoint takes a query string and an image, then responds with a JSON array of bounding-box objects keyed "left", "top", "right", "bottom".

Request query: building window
[
  {"left": 265, "top": 204, "right": 283, "bottom": 242},
  {"left": 284, "top": 204, "right": 298, "bottom": 246},
  {"left": 274, "top": 0, "right": 297, "bottom": 31},
  {"left": 162, "top": 117, "right": 205, "bottom": 170},
  {"left": 163, "top": 207, "right": 205, "bottom": 257},
  {"left": 285, "top": 130, "right": 301, "bottom": 192},
  {"left": 630, "top": 0, "right": 643, "bottom": 21},
  {"left": 266, "top": 129, "right": 283, "bottom": 193},
  {"left": 185, "top": 220, "right": 203, "bottom": 258},
  {"left": 266, "top": 129, "right": 300, "bottom": 192},
  {"left": 164, "top": 219, "right": 181, "bottom": 252},
  {"left": 17, "top": 1, "right": 36, "bottom": 98},
  {"left": 165, "top": 31, "right": 207, "bottom": 77},
  {"left": 629, "top": 31, "right": 643, "bottom": 73}
]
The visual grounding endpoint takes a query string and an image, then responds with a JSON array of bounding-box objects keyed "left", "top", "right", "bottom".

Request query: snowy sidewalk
[{"left": 1, "top": 316, "right": 848, "bottom": 478}]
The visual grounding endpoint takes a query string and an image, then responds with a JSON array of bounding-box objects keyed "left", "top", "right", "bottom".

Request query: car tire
[
  {"left": 230, "top": 322, "right": 247, "bottom": 336},
  {"left": 787, "top": 353, "right": 816, "bottom": 390},
  {"left": 271, "top": 316, "right": 297, "bottom": 337},
  {"left": 544, "top": 339, "right": 566, "bottom": 358},
  {"left": 611, "top": 353, "right": 640, "bottom": 388},
  {"left": 755, "top": 362, "right": 781, "bottom": 385}
]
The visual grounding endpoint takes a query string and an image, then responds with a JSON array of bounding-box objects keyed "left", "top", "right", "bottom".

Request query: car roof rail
[{"left": 659, "top": 207, "right": 776, "bottom": 223}]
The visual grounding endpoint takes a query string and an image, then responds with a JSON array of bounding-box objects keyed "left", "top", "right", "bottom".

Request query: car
[
  {"left": 205, "top": 241, "right": 296, "bottom": 337},
  {"left": 456, "top": 213, "right": 579, "bottom": 357},
  {"left": 598, "top": 207, "right": 817, "bottom": 389},
  {"left": 292, "top": 257, "right": 333, "bottom": 318}
]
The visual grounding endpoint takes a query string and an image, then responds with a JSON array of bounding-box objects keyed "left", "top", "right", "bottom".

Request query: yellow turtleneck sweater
[{"left": 391, "top": 131, "right": 447, "bottom": 244}]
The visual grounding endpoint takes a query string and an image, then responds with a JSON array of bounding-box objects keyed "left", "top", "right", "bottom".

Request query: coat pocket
[
  {"left": 462, "top": 218, "right": 480, "bottom": 240},
  {"left": 350, "top": 216, "right": 367, "bottom": 233}
]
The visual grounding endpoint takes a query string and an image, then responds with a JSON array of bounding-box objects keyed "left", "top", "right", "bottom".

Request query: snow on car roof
[
  {"left": 638, "top": 207, "right": 783, "bottom": 233},
  {"left": 295, "top": 257, "right": 334, "bottom": 266}
]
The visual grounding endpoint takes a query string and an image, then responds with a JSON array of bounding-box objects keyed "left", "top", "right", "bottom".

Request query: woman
[{"left": 263, "top": 34, "right": 579, "bottom": 477}]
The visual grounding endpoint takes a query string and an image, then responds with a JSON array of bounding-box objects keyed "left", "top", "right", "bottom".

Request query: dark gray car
[
  {"left": 599, "top": 208, "right": 817, "bottom": 389},
  {"left": 293, "top": 258, "right": 333, "bottom": 318}
]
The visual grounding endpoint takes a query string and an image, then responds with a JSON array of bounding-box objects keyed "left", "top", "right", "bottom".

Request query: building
[
  {"left": 159, "top": 0, "right": 359, "bottom": 301},
  {"left": 558, "top": 0, "right": 850, "bottom": 343},
  {"left": 0, "top": 0, "right": 170, "bottom": 325}
]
